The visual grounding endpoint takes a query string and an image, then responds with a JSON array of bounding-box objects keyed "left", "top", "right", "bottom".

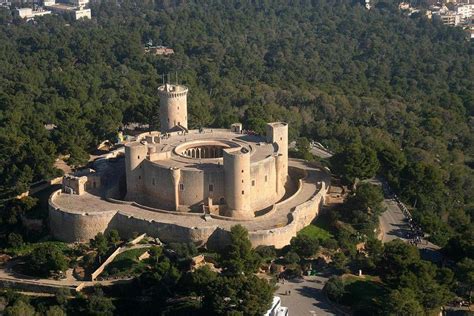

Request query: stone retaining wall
[
  {"left": 49, "top": 170, "right": 329, "bottom": 249},
  {"left": 90, "top": 247, "right": 122, "bottom": 281},
  {"left": 248, "top": 181, "right": 327, "bottom": 248},
  {"left": 109, "top": 214, "right": 217, "bottom": 247},
  {"left": 106, "top": 197, "right": 204, "bottom": 217},
  {"left": 49, "top": 191, "right": 117, "bottom": 242},
  {"left": 0, "top": 278, "right": 75, "bottom": 295}
]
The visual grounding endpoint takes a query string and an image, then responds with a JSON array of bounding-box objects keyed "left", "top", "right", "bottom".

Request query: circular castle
[{"left": 49, "top": 84, "right": 330, "bottom": 248}]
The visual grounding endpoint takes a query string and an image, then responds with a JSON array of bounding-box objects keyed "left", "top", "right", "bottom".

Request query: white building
[
  {"left": 456, "top": 4, "right": 474, "bottom": 22},
  {"left": 433, "top": 11, "right": 463, "bottom": 25},
  {"left": 0, "top": 0, "right": 11, "bottom": 8},
  {"left": 72, "top": 0, "right": 89, "bottom": 7},
  {"left": 15, "top": 7, "right": 51, "bottom": 20},
  {"left": 468, "top": 25, "right": 474, "bottom": 39},
  {"left": 431, "top": 3, "right": 473, "bottom": 26},
  {"left": 43, "top": 0, "right": 91, "bottom": 20},
  {"left": 74, "top": 7, "right": 90, "bottom": 19},
  {"left": 432, "top": 6, "right": 464, "bottom": 26},
  {"left": 399, "top": 2, "right": 410, "bottom": 10}
]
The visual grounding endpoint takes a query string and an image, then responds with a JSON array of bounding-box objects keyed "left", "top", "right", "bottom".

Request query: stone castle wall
[
  {"left": 249, "top": 155, "right": 281, "bottom": 211},
  {"left": 49, "top": 177, "right": 328, "bottom": 249},
  {"left": 108, "top": 214, "right": 217, "bottom": 246},
  {"left": 128, "top": 143, "right": 283, "bottom": 213},
  {"left": 49, "top": 191, "right": 117, "bottom": 242},
  {"left": 124, "top": 143, "right": 147, "bottom": 201},
  {"left": 248, "top": 182, "right": 327, "bottom": 249}
]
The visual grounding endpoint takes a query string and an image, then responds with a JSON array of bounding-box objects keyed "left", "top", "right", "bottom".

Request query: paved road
[
  {"left": 289, "top": 142, "right": 334, "bottom": 160},
  {"left": 379, "top": 198, "right": 410, "bottom": 243},
  {"left": 310, "top": 146, "right": 333, "bottom": 159},
  {"left": 373, "top": 178, "right": 442, "bottom": 262},
  {"left": 276, "top": 275, "right": 341, "bottom": 316}
]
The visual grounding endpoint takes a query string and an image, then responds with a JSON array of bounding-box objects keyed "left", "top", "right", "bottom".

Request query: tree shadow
[
  {"left": 385, "top": 223, "right": 410, "bottom": 239},
  {"left": 419, "top": 247, "right": 442, "bottom": 263},
  {"left": 386, "top": 228, "right": 409, "bottom": 239},
  {"left": 296, "top": 285, "right": 335, "bottom": 312}
]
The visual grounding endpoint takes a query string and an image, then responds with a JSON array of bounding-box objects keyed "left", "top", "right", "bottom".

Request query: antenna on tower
[
  {"left": 175, "top": 71, "right": 178, "bottom": 85},
  {"left": 167, "top": 73, "right": 170, "bottom": 84},
  {"left": 161, "top": 74, "right": 165, "bottom": 85}
]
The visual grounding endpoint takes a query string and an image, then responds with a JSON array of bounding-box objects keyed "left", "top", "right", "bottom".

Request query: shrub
[{"left": 325, "top": 277, "right": 345, "bottom": 302}]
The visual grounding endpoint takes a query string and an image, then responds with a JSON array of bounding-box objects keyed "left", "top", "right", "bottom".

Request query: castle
[
  {"left": 126, "top": 84, "right": 289, "bottom": 219},
  {"left": 49, "top": 84, "right": 330, "bottom": 248}
]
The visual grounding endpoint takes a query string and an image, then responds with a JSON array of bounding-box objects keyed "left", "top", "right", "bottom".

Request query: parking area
[{"left": 276, "top": 275, "right": 340, "bottom": 315}]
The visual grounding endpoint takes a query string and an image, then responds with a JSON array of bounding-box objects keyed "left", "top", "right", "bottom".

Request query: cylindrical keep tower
[
  {"left": 125, "top": 142, "right": 148, "bottom": 201},
  {"left": 223, "top": 147, "right": 252, "bottom": 219},
  {"left": 158, "top": 84, "right": 188, "bottom": 133}
]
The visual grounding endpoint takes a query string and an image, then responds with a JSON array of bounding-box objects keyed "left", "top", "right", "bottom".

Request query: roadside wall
[
  {"left": 90, "top": 247, "right": 122, "bottom": 281},
  {"left": 0, "top": 278, "right": 75, "bottom": 295}
]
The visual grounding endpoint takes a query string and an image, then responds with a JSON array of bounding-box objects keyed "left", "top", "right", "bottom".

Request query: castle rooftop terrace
[{"left": 128, "top": 128, "right": 275, "bottom": 171}]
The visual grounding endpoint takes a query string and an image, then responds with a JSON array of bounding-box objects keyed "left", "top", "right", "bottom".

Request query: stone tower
[
  {"left": 223, "top": 147, "right": 252, "bottom": 219},
  {"left": 125, "top": 142, "right": 147, "bottom": 201},
  {"left": 158, "top": 83, "right": 188, "bottom": 133},
  {"left": 266, "top": 123, "right": 288, "bottom": 172}
]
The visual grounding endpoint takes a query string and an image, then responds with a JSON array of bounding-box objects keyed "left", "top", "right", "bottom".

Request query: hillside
[{"left": 0, "top": 0, "right": 472, "bottom": 245}]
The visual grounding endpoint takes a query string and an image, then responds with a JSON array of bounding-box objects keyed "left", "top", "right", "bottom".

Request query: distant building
[
  {"left": 399, "top": 2, "right": 410, "bottom": 10},
  {"left": 456, "top": 3, "right": 474, "bottom": 23},
  {"left": 73, "top": 7, "right": 90, "bottom": 19},
  {"left": 44, "top": 123, "right": 57, "bottom": 131},
  {"left": 431, "top": 3, "right": 474, "bottom": 26},
  {"left": 466, "top": 21, "right": 474, "bottom": 39},
  {"left": 0, "top": 0, "right": 11, "bottom": 8},
  {"left": 144, "top": 45, "right": 175, "bottom": 56},
  {"left": 43, "top": 0, "right": 91, "bottom": 20},
  {"left": 71, "top": 0, "right": 88, "bottom": 6},
  {"left": 426, "top": 10, "right": 433, "bottom": 20},
  {"left": 432, "top": 6, "right": 463, "bottom": 26},
  {"left": 15, "top": 7, "right": 51, "bottom": 20},
  {"left": 433, "top": 11, "right": 463, "bottom": 25}
]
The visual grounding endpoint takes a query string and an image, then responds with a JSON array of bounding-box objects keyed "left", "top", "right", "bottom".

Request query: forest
[{"left": 0, "top": 0, "right": 472, "bottom": 275}]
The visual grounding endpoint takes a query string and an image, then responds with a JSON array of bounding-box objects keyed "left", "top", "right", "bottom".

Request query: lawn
[
  {"left": 298, "top": 225, "right": 333, "bottom": 241},
  {"left": 298, "top": 213, "right": 334, "bottom": 241},
  {"left": 103, "top": 248, "right": 148, "bottom": 277}
]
